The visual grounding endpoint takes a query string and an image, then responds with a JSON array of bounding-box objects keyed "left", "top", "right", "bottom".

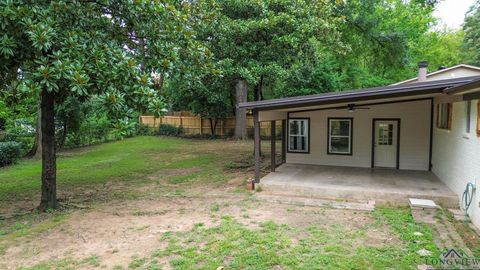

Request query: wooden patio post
[
  {"left": 282, "top": 119, "right": 287, "bottom": 163},
  {"left": 270, "top": 120, "right": 276, "bottom": 172},
  {"left": 254, "top": 110, "right": 261, "bottom": 183}
]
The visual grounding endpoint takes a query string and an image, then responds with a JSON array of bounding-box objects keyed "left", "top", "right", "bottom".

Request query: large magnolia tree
[{"left": 0, "top": 0, "right": 214, "bottom": 210}]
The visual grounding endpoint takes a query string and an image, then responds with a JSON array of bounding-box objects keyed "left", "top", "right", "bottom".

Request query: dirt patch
[
  {"left": 147, "top": 168, "right": 201, "bottom": 181},
  {"left": 0, "top": 193, "right": 399, "bottom": 269}
]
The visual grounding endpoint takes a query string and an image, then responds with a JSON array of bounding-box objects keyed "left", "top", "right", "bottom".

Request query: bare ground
[{"left": 0, "top": 185, "right": 397, "bottom": 269}]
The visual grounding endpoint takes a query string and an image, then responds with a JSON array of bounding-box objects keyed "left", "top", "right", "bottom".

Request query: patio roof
[
  {"left": 239, "top": 76, "right": 480, "bottom": 111},
  {"left": 444, "top": 77, "right": 480, "bottom": 95}
]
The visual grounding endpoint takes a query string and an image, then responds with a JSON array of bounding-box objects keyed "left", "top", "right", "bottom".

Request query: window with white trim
[
  {"left": 328, "top": 118, "right": 352, "bottom": 155},
  {"left": 288, "top": 119, "right": 309, "bottom": 152},
  {"left": 466, "top": 101, "right": 471, "bottom": 133},
  {"left": 437, "top": 103, "right": 452, "bottom": 130}
]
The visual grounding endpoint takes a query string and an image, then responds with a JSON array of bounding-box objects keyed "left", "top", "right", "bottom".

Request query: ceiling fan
[{"left": 336, "top": 103, "right": 371, "bottom": 112}]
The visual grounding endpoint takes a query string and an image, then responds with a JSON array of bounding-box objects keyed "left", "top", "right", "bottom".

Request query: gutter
[
  {"left": 239, "top": 76, "right": 480, "bottom": 110},
  {"left": 444, "top": 77, "right": 480, "bottom": 95}
]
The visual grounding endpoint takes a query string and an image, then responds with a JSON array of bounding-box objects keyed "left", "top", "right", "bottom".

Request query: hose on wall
[{"left": 461, "top": 182, "right": 475, "bottom": 222}]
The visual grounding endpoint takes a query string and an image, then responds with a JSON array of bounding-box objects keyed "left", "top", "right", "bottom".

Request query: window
[
  {"left": 466, "top": 101, "right": 471, "bottom": 133},
  {"left": 437, "top": 103, "right": 452, "bottom": 130},
  {"left": 328, "top": 118, "right": 352, "bottom": 155},
  {"left": 378, "top": 123, "right": 393, "bottom": 145},
  {"left": 288, "top": 118, "right": 309, "bottom": 153}
]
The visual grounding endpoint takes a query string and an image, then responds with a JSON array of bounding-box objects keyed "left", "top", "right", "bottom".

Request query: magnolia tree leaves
[{"left": 0, "top": 0, "right": 216, "bottom": 124}]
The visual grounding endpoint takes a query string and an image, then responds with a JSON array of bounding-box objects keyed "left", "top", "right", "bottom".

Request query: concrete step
[
  {"left": 257, "top": 182, "right": 459, "bottom": 208},
  {"left": 255, "top": 193, "right": 376, "bottom": 211}
]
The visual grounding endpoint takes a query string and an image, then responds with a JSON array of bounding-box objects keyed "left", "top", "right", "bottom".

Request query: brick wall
[{"left": 432, "top": 99, "right": 480, "bottom": 228}]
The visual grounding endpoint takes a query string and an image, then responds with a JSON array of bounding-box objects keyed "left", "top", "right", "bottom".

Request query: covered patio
[
  {"left": 258, "top": 164, "right": 458, "bottom": 207},
  {"left": 237, "top": 76, "right": 480, "bottom": 207}
]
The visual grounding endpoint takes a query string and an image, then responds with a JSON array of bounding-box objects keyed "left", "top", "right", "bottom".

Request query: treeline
[
  {"left": 168, "top": 0, "right": 480, "bottom": 137},
  {"left": 2, "top": 0, "right": 480, "bottom": 149}
]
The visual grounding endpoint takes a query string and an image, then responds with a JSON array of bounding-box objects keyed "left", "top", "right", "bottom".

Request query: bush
[
  {"left": 136, "top": 124, "right": 154, "bottom": 136},
  {"left": 157, "top": 124, "right": 184, "bottom": 137},
  {"left": 0, "top": 141, "right": 22, "bottom": 167}
]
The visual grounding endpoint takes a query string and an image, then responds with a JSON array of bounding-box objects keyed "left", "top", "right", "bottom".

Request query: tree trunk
[
  {"left": 39, "top": 90, "right": 58, "bottom": 211},
  {"left": 27, "top": 102, "right": 42, "bottom": 157},
  {"left": 209, "top": 118, "right": 218, "bottom": 136},
  {"left": 253, "top": 75, "right": 264, "bottom": 101},
  {"left": 234, "top": 78, "right": 247, "bottom": 140}
]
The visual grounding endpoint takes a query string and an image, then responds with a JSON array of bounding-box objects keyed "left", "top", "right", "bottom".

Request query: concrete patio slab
[{"left": 258, "top": 164, "right": 459, "bottom": 207}]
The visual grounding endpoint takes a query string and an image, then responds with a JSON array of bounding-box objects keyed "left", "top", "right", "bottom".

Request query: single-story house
[{"left": 239, "top": 62, "right": 480, "bottom": 228}]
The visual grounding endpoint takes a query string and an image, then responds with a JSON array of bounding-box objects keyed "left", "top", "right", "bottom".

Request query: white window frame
[
  {"left": 288, "top": 118, "right": 309, "bottom": 153},
  {"left": 466, "top": 100, "right": 471, "bottom": 133},
  {"left": 328, "top": 118, "right": 352, "bottom": 155},
  {"left": 437, "top": 103, "right": 451, "bottom": 130}
]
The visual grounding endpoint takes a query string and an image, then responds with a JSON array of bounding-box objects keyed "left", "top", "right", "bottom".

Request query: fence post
[{"left": 200, "top": 117, "right": 203, "bottom": 135}]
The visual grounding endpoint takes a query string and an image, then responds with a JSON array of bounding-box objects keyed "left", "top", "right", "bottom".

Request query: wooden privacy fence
[{"left": 139, "top": 115, "right": 282, "bottom": 137}]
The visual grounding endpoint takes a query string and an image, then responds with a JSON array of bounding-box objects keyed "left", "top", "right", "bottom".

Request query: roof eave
[
  {"left": 239, "top": 76, "right": 480, "bottom": 111},
  {"left": 239, "top": 88, "right": 442, "bottom": 111},
  {"left": 444, "top": 78, "right": 480, "bottom": 95}
]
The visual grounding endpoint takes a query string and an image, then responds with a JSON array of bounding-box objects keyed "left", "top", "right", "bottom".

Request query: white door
[{"left": 374, "top": 120, "right": 398, "bottom": 168}]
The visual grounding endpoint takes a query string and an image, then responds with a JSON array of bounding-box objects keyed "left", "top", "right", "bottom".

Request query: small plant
[
  {"left": 211, "top": 203, "right": 220, "bottom": 212},
  {"left": 157, "top": 124, "right": 184, "bottom": 137},
  {"left": 137, "top": 124, "right": 154, "bottom": 136},
  {"left": 0, "top": 141, "right": 22, "bottom": 167}
]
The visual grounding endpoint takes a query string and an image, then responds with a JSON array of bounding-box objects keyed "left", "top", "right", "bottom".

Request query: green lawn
[{"left": 0, "top": 136, "right": 235, "bottom": 202}]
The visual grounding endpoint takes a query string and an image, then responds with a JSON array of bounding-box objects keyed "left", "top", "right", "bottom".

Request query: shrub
[
  {"left": 136, "top": 124, "right": 154, "bottom": 136},
  {"left": 0, "top": 141, "right": 22, "bottom": 167},
  {"left": 157, "top": 124, "right": 184, "bottom": 137}
]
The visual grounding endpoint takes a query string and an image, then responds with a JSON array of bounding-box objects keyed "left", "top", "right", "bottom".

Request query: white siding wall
[
  {"left": 432, "top": 99, "right": 480, "bottom": 228},
  {"left": 426, "top": 67, "right": 480, "bottom": 81},
  {"left": 287, "top": 99, "right": 432, "bottom": 170}
]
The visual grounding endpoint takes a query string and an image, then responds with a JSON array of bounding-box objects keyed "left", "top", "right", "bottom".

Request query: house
[{"left": 239, "top": 62, "right": 480, "bottom": 228}]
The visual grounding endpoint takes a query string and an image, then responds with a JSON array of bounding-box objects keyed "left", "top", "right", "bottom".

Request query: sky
[{"left": 433, "top": 0, "right": 476, "bottom": 29}]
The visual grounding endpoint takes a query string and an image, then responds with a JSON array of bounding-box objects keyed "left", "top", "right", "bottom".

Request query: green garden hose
[{"left": 461, "top": 182, "right": 475, "bottom": 221}]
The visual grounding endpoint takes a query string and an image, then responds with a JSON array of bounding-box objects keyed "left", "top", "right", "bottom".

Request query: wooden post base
[{"left": 246, "top": 182, "right": 255, "bottom": 191}]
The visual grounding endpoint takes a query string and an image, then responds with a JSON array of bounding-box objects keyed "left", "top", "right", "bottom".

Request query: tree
[
  {"left": 0, "top": 0, "right": 213, "bottom": 210},
  {"left": 331, "top": 0, "right": 440, "bottom": 87},
  {"left": 200, "top": 0, "right": 343, "bottom": 138},
  {"left": 148, "top": 98, "right": 168, "bottom": 129},
  {"left": 462, "top": 1, "right": 480, "bottom": 66},
  {"left": 55, "top": 97, "right": 82, "bottom": 149},
  {"left": 415, "top": 30, "right": 463, "bottom": 71},
  {"left": 169, "top": 65, "right": 233, "bottom": 137}
]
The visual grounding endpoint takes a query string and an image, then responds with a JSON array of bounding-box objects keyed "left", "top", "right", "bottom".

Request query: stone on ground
[
  {"left": 417, "top": 249, "right": 432, "bottom": 256},
  {"left": 409, "top": 198, "right": 438, "bottom": 209}
]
